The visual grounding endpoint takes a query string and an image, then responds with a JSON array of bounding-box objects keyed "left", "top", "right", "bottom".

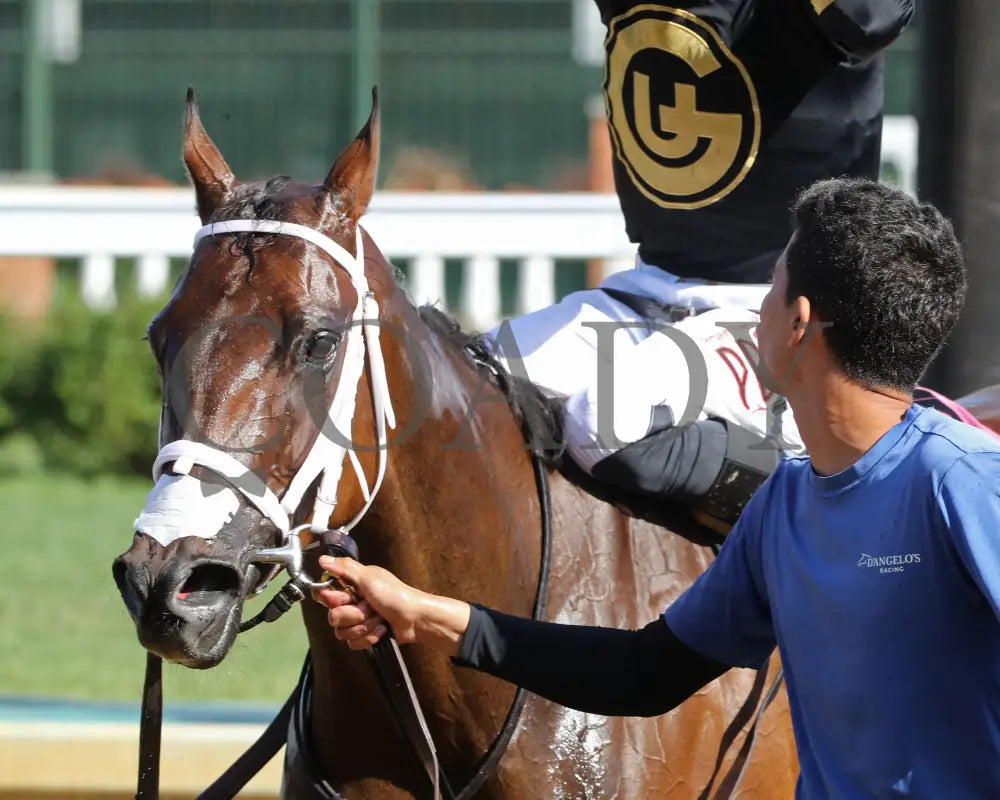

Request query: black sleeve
[
  {"left": 591, "top": 0, "right": 913, "bottom": 140},
  {"left": 452, "top": 605, "right": 729, "bottom": 717},
  {"left": 591, "top": 416, "right": 727, "bottom": 501},
  {"left": 592, "top": 0, "right": 913, "bottom": 58},
  {"left": 808, "top": 0, "right": 915, "bottom": 61}
]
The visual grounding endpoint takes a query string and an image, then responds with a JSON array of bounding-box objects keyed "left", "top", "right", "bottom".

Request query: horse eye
[{"left": 305, "top": 330, "right": 340, "bottom": 362}]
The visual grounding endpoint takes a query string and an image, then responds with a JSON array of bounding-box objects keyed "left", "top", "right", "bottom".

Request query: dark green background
[{"left": 0, "top": 0, "right": 919, "bottom": 188}]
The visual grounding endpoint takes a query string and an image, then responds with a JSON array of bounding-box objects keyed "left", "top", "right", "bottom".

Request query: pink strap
[{"left": 915, "top": 385, "right": 1000, "bottom": 441}]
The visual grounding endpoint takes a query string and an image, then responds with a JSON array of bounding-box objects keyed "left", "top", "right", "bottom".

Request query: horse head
[{"left": 112, "top": 88, "right": 398, "bottom": 668}]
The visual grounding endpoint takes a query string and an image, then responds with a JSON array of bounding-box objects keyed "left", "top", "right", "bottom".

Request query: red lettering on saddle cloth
[{"left": 716, "top": 339, "right": 771, "bottom": 412}]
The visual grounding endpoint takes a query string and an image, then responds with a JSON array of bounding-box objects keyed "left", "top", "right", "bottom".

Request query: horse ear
[
  {"left": 323, "top": 87, "right": 380, "bottom": 222},
  {"left": 183, "top": 88, "right": 235, "bottom": 223}
]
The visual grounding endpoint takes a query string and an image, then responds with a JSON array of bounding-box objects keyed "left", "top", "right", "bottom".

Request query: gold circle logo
[{"left": 604, "top": 5, "right": 760, "bottom": 210}]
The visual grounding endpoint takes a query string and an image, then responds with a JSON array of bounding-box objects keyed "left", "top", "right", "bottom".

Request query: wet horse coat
[
  {"left": 113, "top": 91, "right": 799, "bottom": 798},
  {"left": 277, "top": 249, "right": 798, "bottom": 798}
]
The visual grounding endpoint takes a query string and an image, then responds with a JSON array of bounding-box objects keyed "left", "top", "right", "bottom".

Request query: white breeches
[{"left": 485, "top": 259, "right": 804, "bottom": 472}]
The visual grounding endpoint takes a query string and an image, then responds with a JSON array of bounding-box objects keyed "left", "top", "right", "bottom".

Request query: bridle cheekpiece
[{"left": 133, "top": 219, "right": 396, "bottom": 590}]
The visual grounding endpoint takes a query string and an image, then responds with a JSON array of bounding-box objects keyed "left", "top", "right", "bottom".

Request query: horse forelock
[
  {"left": 209, "top": 176, "right": 296, "bottom": 223},
  {"left": 182, "top": 176, "right": 364, "bottom": 296}
]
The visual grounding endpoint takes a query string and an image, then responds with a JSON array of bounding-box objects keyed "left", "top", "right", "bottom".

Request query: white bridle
[{"left": 134, "top": 219, "right": 396, "bottom": 565}]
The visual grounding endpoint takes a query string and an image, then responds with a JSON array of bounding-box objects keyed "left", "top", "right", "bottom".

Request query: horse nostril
[
  {"left": 176, "top": 562, "right": 241, "bottom": 604},
  {"left": 112, "top": 557, "right": 128, "bottom": 595},
  {"left": 112, "top": 556, "right": 145, "bottom": 619}
]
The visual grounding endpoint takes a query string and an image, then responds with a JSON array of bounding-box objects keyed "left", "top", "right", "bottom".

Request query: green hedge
[{"left": 0, "top": 295, "right": 163, "bottom": 477}]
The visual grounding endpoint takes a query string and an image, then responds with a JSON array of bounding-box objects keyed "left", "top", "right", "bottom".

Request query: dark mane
[{"left": 417, "top": 305, "right": 566, "bottom": 465}]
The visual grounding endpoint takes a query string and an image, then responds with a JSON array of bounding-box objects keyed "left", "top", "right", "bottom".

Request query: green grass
[{"left": 0, "top": 474, "right": 307, "bottom": 702}]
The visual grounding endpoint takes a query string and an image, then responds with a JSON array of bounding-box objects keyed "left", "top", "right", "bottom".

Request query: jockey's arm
[
  {"left": 593, "top": 0, "right": 913, "bottom": 62},
  {"left": 589, "top": 415, "right": 779, "bottom": 526},
  {"left": 592, "top": 0, "right": 914, "bottom": 139}
]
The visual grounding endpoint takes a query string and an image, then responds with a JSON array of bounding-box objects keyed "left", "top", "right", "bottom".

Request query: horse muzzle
[{"left": 112, "top": 532, "right": 248, "bottom": 668}]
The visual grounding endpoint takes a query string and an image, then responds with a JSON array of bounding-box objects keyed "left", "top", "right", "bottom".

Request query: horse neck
[
  {"left": 298, "top": 261, "right": 544, "bottom": 789},
  {"left": 337, "top": 240, "right": 544, "bottom": 602}
]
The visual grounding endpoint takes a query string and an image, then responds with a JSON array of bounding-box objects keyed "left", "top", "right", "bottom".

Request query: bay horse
[{"left": 113, "top": 90, "right": 798, "bottom": 798}]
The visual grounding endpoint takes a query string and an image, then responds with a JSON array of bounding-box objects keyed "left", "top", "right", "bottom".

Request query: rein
[
  {"left": 280, "top": 446, "right": 552, "bottom": 800},
  {"left": 281, "top": 354, "right": 555, "bottom": 800}
]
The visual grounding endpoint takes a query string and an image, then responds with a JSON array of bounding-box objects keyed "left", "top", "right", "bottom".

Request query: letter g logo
[{"left": 604, "top": 5, "right": 760, "bottom": 209}]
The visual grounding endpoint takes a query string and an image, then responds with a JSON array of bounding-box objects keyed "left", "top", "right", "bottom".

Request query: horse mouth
[
  {"left": 175, "top": 561, "right": 243, "bottom": 603},
  {"left": 147, "top": 598, "right": 244, "bottom": 670},
  {"left": 114, "top": 542, "right": 255, "bottom": 669}
]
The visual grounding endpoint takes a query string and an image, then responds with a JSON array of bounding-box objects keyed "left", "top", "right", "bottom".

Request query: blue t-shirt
[{"left": 666, "top": 405, "right": 1000, "bottom": 798}]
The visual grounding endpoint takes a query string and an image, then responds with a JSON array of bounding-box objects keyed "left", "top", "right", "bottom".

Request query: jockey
[{"left": 487, "top": 0, "right": 915, "bottom": 525}]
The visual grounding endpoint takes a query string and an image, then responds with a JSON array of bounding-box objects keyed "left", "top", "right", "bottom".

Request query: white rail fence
[
  {"left": 0, "top": 117, "right": 918, "bottom": 330},
  {"left": 0, "top": 188, "right": 637, "bottom": 330}
]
